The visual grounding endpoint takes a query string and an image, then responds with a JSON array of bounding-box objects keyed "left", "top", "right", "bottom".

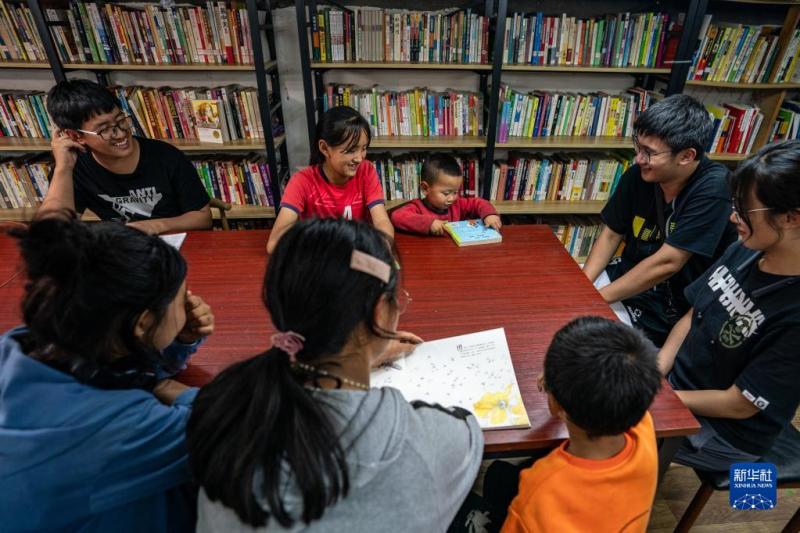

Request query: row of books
[
  {"left": 0, "top": 157, "right": 51, "bottom": 209},
  {"left": 310, "top": 8, "right": 489, "bottom": 64},
  {"left": 324, "top": 84, "right": 484, "bottom": 137},
  {"left": 496, "top": 86, "right": 658, "bottom": 142},
  {"left": 371, "top": 152, "right": 480, "bottom": 201},
  {"left": 490, "top": 152, "right": 630, "bottom": 202},
  {"left": 45, "top": 1, "right": 254, "bottom": 66},
  {"left": 688, "top": 17, "right": 797, "bottom": 84},
  {"left": 550, "top": 219, "right": 602, "bottom": 263},
  {"left": 706, "top": 103, "right": 764, "bottom": 155},
  {"left": 0, "top": 91, "right": 52, "bottom": 139},
  {"left": 770, "top": 100, "right": 800, "bottom": 142},
  {"left": 113, "top": 85, "right": 265, "bottom": 142},
  {"left": 0, "top": 2, "right": 46, "bottom": 63},
  {"left": 502, "top": 11, "right": 676, "bottom": 68},
  {"left": 191, "top": 156, "right": 274, "bottom": 207}
]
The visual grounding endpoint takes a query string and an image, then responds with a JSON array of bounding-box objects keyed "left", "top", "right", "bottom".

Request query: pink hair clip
[
  {"left": 350, "top": 250, "right": 391, "bottom": 283},
  {"left": 271, "top": 330, "right": 306, "bottom": 361}
]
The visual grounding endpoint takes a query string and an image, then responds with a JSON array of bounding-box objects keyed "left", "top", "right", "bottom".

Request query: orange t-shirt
[{"left": 501, "top": 412, "right": 658, "bottom": 533}]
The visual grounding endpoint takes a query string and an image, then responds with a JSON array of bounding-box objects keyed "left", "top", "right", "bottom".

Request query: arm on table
[
  {"left": 128, "top": 204, "right": 212, "bottom": 235},
  {"left": 370, "top": 203, "right": 395, "bottom": 239},
  {"left": 582, "top": 225, "right": 623, "bottom": 283},
  {"left": 658, "top": 310, "right": 692, "bottom": 375},
  {"left": 267, "top": 207, "right": 300, "bottom": 254},
  {"left": 675, "top": 386, "right": 759, "bottom": 419},
  {"left": 599, "top": 242, "right": 692, "bottom": 304}
]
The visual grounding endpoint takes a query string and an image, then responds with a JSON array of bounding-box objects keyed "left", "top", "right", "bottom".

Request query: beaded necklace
[{"left": 295, "top": 362, "right": 370, "bottom": 391}]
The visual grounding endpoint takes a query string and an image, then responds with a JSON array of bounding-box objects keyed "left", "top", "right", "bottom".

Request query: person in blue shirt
[{"left": 0, "top": 211, "right": 215, "bottom": 532}]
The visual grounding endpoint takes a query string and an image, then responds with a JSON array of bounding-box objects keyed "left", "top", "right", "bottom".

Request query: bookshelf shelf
[
  {"left": 0, "top": 135, "right": 286, "bottom": 153},
  {"left": 502, "top": 65, "right": 670, "bottom": 74},
  {"left": 370, "top": 136, "right": 487, "bottom": 149},
  {"left": 0, "top": 61, "right": 51, "bottom": 69},
  {"left": 0, "top": 138, "right": 51, "bottom": 152},
  {"left": 0, "top": 205, "right": 276, "bottom": 223},
  {"left": 684, "top": 80, "right": 800, "bottom": 90},
  {"left": 384, "top": 199, "right": 606, "bottom": 215},
  {"left": 61, "top": 61, "right": 278, "bottom": 72},
  {"left": 310, "top": 62, "right": 491, "bottom": 70},
  {"left": 496, "top": 136, "right": 633, "bottom": 150},
  {"left": 708, "top": 152, "right": 750, "bottom": 162}
]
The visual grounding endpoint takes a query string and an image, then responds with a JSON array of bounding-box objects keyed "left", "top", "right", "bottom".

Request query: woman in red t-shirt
[{"left": 267, "top": 107, "right": 393, "bottom": 253}]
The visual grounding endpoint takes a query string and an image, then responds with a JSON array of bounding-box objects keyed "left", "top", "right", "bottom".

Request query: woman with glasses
[
  {"left": 658, "top": 140, "right": 800, "bottom": 470},
  {"left": 41, "top": 79, "right": 212, "bottom": 234},
  {"left": 187, "top": 218, "right": 482, "bottom": 532}
]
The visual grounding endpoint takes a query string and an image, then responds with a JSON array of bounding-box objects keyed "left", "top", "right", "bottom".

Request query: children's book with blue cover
[{"left": 443, "top": 220, "right": 502, "bottom": 246}]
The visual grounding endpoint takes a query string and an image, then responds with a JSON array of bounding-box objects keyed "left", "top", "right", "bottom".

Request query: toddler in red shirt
[
  {"left": 390, "top": 154, "right": 501, "bottom": 236},
  {"left": 267, "top": 107, "right": 393, "bottom": 253}
]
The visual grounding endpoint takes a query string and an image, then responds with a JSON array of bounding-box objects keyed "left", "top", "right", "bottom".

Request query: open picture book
[{"left": 371, "top": 328, "right": 530, "bottom": 430}]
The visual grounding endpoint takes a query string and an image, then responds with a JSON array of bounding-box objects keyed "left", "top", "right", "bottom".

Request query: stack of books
[
  {"left": 310, "top": 7, "right": 489, "bottom": 64},
  {"left": 0, "top": 91, "right": 52, "bottom": 139},
  {"left": 496, "top": 86, "right": 658, "bottom": 142},
  {"left": 112, "top": 85, "right": 264, "bottom": 142},
  {"left": 770, "top": 100, "right": 800, "bottom": 142},
  {"left": 550, "top": 217, "right": 603, "bottom": 263},
  {"left": 0, "top": 2, "right": 47, "bottom": 63},
  {"left": 324, "top": 84, "right": 483, "bottom": 138},
  {"left": 705, "top": 103, "right": 764, "bottom": 155},
  {"left": 0, "top": 157, "right": 52, "bottom": 208},
  {"left": 371, "top": 152, "right": 480, "bottom": 201},
  {"left": 192, "top": 156, "right": 274, "bottom": 207},
  {"left": 502, "top": 11, "right": 673, "bottom": 68},
  {"left": 490, "top": 152, "right": 630, "bottom": 202},
  {"left": 688, "top": 17, "right": 788, "bottom": 84},
  {"left": 45, "top": 1, "right": 254, "bottom": 65}
]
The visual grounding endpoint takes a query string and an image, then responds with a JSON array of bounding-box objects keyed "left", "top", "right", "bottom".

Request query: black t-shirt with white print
[
  {"left": 670, "top": 241, "right": 800, "bottom": 456},
  {"left": 59, "top": 136, "right": 209, "bottom": 222}
]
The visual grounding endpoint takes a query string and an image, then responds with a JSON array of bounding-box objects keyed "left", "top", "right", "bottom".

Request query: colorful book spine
[
  {"left": 0, "top": 157, "right": 52, "bottom": 209},
  {"left": 705, "top": 102, "right": 764, "bottom": 155},
  {"left": 549, "top": 217, "right": 603, "bottom": 263},
  {"left": 0, "top": 1, "right": 47, "bottom": 62},
  {"left": 371, "top": 152, "right": 480, "bottom": 200},
  {"left": 191, "top": 155, "right": 274, "bottom": 207},
  {"left": 0, "top": 91, "right": 52, "bottom": 139}
]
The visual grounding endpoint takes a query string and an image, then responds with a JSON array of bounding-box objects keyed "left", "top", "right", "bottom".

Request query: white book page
[{"left": 160, "top": 233, "right": 187, "bottom": 250}]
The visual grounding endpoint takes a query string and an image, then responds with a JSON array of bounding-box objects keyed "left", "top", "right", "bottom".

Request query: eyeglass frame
[
  {"left": 731, "top": 203, "right": 773, "bottom": 224},
  {"left": 77, "top": 114, "right": 134, "bottom": 141},
  {"left": 632, "top": 136, "right": 675, "bottom": 163}
]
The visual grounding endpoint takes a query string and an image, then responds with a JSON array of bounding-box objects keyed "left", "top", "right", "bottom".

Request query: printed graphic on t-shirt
[
  {"left": 343, "top": 205, "right": 353, "bottom": 220},
  {"left": 98, "top": 186, "right": 163, "bottom": 220},
  {"left": 707, "top": 265, "right": 766, "bottom": 347},
  {"left": 632, "top": 215, "right": 663, "bottom": 242}
]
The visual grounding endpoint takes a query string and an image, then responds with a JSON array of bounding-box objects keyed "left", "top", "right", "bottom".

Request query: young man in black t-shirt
[
  {"left": 583, "top": 94, "right": 737, "bottom": 346},
  {"left": 42, "top": 80, "right": 211, "bottom": 234}
]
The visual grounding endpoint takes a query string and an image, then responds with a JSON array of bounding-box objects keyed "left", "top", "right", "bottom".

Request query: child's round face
[
  {"left": 77, "top": 108, "right": 136, "bottom": 159},
  {"left": 422, "top": 173, "right": 463, "bottom": 211},
  {"left": 320, "top": 130, "right": 369, "bottom": 181}
]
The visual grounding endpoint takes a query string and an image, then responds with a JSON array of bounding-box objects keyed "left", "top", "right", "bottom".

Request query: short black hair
[
  {"left": 544, "top": 316, "right": 661, "bottom": 438},
  {"left": 633, "top": 94, "right": 713, "bottom": 160},
  {"left": 421, "top": 153, "right": 463, "bottom": 185},
  {"left": 46, "top": 79, "right": 120, "bottom": 130}
]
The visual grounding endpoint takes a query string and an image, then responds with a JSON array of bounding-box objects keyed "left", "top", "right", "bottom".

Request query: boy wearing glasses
[
  {"left": 42, "top": 80, "right": 211, "bottom": 234},
  {"left": 583, "top": 94, "right": 737, "bottom": 346}
]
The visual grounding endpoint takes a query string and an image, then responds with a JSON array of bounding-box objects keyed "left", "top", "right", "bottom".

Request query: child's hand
[
  {"left": 484, "top": 215, "right": 502, "bottom": 232},
  {"left": 177, "top": 291, "right": 215, "bottom": 344},
  {"left": 430, "top": 219, "right": 446, "bottom": 236},
  {"left": 372, "top": 330, "right": 424, "bottom": 367}
]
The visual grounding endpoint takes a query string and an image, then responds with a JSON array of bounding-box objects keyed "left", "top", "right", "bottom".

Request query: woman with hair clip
[
  {"left": 188, "top": 218, "right": 483, "bottom": 532},
  {"left": 659, "top": 140, "right": 800, "bottom": 471},
  {"left": 0, "top": 213, "right": 215, "bottom": 532}
]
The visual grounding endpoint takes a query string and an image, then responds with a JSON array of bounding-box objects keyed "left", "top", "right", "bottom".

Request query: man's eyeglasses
[
  {"left": 78, "top": 115, "right": 134, "bottom": 141},
  {"left": 731, "top": 203, "right": 772, "bottom": 224},
  {"left": 632, "top": 136, "right": 673, "bottom": 163}
]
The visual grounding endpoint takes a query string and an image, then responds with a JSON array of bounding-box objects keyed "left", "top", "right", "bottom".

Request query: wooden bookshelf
[
  {"left": 310, "top": 62, "right": 491, "bottom": 70},
  {"left": 384, "top": 199, "right": 606, "bottom": 214},
  {"left": 502, "top": 65, "right": 670, "bottom": 74},
  {"left": 0, "top": 61, "right": 51, "bottom": 69},
  {"left": 0, "top": 204, "right": 276, "bottom": 223},
  {"left": 684, "top": 80, "right": 800, "bottom": 90},
  {"left": 0, "top": 136, "right": 285, "bottom": 153},
  {"left": 370, "top": 136, "right": 487, "bottom": 149},
  {"left": 708, "top": 153, "right": 750, "bottom": 162},
  {"left": 61, "top": 61, "right": 277, "bottom": 72},
  {"left": 0, "top": 138, "right": 51, "bottom": 152},
  {"left": 496, "top": 136, "right": 633, "bottom": 150}
]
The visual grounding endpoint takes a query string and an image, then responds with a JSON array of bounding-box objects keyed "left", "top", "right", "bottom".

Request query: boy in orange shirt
[{"left": 502, "top": 316, "right": 662, "bottom": 533}]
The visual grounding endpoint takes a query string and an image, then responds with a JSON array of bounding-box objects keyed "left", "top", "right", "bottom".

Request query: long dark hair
[
  {"left": 8, "top": 211, "right": 187, "bottom": 380},
  {"left": 731, "top": 140, "right": 800, "bottom": 236},
  {"left": 310, "top": 106, "right": 371, "bottom": 165},
  {"left": 187, "top": 219, "right": 400, "bottom": 528}
]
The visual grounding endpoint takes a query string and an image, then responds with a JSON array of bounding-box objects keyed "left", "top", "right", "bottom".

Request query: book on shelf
[
  {"left": 444, "top": 220, "right": 502, "bottom": 247},
  {"left": 372, "top": 152, "right": 480, "bottom": 201},
  {"left": 705, "top": 102, "right": 763, "bottom": 155},
  {"left": 490, "top": 152, "right": 631, "bottom": 202},
  {"left": 324, "top": 83, "right": 483, "bottom": 138},
  {"left": 45, "top": 1, "right": 255, "bottom": 66},
  {"left": 502, "top": 11, "right": 674, "bottom": 68},
  {"left": 0, "top": 156, "right": 51, "bottom": 209},
  {"left": 550, "top": 217, "right": 602, "bottom": 264},
  {"left": 371, "top": 328, "right": 530, "bottom": 430},
  {"left": 191, "top": 155, "right": 274, "bottom": 207},
  {"left": 496, "top": 86, "right": 659, "bottom": 143},
  {"left": 688, "top": 17, "right": 785, "bottom": 84},
  {"left": 770, "top": 100, "right": 800, "bottom": 142},
  {"left": 773, "top": 27, "right": 800, "bottom": 83},
  {"left": 310, "top": 7, "right": 489, "bottom": 64},
  {"left": 0, "top": 91, "right": 52, "bottom": 139},
  {"left": 192, "top": 100, "right": 224, "bottom": 144},
  {"left": 112, "top": 85, "right": 267, "bottom": 143},
  {"left": 0, "top": 2, "right": 47, "bottom": 63}
]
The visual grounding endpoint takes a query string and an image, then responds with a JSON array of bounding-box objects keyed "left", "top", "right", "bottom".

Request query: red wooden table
[{"left": 0, "top": 226, "right": 699, "bottom": 473}]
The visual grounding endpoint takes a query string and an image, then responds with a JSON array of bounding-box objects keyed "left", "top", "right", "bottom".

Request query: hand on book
[
  {"left": 177, "top": 291, "right": 215, "bottom": 344},
  {"left": 372, "top": 330, "right": 423, "bottom": 368},
  {"left": 430, "top": 219, "right": 446, "bottom": 236},
  {"left": 51, "top": 129, "right": 86, "bottom": 171},
  {"left": 484, "top": 215, "right": 502, "bottom": 232},
  {"left": 127, "top": 219, "right": 165, "bottom": 235}
]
